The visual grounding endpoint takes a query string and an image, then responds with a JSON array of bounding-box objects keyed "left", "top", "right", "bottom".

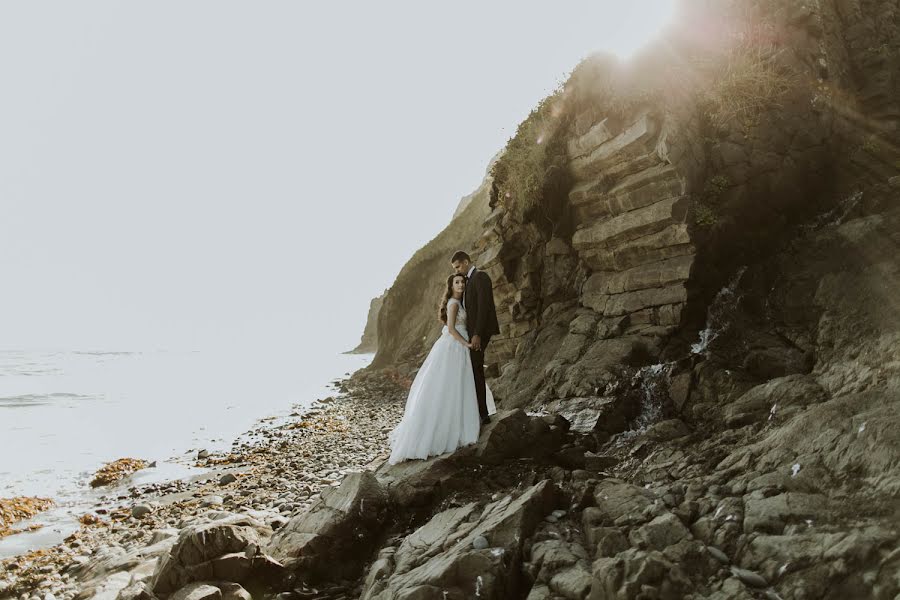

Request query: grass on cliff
[
  {"left": 699, "top": 21, "right": 796, "bottom": 131},
  {"left": 489, "top": 90, "right": 571, "bottom": 232}
]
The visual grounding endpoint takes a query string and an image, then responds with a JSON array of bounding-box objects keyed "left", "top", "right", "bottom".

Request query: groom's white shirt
[{"left": 464, "top": 265, "right": 476, "bottom": 309}]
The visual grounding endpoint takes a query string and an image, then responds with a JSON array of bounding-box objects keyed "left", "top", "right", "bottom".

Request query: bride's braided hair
[{"left": 439, "top": 273, "right": 467, "bottom": 324}]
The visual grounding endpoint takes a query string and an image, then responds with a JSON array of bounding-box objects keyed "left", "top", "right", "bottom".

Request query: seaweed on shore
[
  {"left": 89, "top": 457, "right": 149, "bottom": 487},
  {"left": 0, "top": 496, "right": 54, "bottom": 538}
]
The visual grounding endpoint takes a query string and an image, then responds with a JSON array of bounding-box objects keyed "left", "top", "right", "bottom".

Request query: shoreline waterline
[{"left": 0, "top": 349, "right": 374, "bottom": 559}]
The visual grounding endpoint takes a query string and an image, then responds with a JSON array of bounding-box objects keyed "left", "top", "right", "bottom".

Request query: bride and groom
[{"left": 388, "top": 251, "right": 501, "bottom": 464}]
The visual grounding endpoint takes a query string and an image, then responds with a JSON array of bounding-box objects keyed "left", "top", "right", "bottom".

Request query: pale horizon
[{"left": 0, "top": 1, "right": 677, "bottom": 355}]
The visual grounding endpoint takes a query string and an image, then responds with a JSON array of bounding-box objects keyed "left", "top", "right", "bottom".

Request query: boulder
[
  {"left": 475, "top": 409, "right": 534, "bottom": 462},
  {"left": 362, "top": 480, "right": 557, "bottom": 599},
  {"left": 266, "top": 470, "right": 389, "bottom": 580},
  {"left": 150, "top": 521, "right": 263, "bottom": 594}
]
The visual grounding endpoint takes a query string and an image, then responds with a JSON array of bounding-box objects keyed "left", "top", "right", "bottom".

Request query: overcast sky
[{"left": 0, "top": 1, "right": 676, "bottom": 354}]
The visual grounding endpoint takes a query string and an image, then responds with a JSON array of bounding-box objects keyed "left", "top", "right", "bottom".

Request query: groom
[{"left": 451, "top": 250, "right": 500, "bottom": 425}]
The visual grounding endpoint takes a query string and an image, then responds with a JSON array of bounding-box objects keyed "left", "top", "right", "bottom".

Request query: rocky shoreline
[
  {"left": 0, "top": 372, "right": 407, "bottom": 600},
  {"left": 5, "top": 349, "right": 897, "bottom": 599}
]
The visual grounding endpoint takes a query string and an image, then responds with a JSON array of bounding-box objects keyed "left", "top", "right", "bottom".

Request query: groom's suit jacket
[{"left": 464, "top": 267, "right": 500, "bottom": 339}]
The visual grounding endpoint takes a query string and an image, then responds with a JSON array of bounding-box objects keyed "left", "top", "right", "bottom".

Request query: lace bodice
[{"left": 447, "top": 298, "right": 468, "bottom": 334}]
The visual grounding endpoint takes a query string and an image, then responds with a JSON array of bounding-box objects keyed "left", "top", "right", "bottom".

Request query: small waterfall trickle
[
  {"left": 802, "top": 190, "right": 863, "bottom": 231},
  {"left": 691, "top": 266, "right": 748, "bottom": 356},
  {"left": 609, "top": 266, "right": 752, "bottom": 440},
  {"left": 631, "top": 362, "right": 674, "bottom": 429}
]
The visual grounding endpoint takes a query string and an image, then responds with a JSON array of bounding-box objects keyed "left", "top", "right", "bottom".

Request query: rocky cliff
[
  {"left": 481, "top": 0, "right": 899, "bottom": 406},
  {"left": 371, "top": 158, "right": 496, "bottom": 368},
  {"left": 349, "top": 0, "right": 900, "bottom": 598},
  {"left": 349, "top": 291, "right": 386, "bottom": 354}
]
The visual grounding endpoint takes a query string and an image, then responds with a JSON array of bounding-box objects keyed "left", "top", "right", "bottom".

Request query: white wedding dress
[{"left": 388, "top": 298, "right": 497, "bottom": 464}]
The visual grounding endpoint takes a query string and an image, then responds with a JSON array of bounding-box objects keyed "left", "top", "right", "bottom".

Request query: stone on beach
[
  {"left": 131, "top": 504, "right": 153, "bottom": 519},
  {"left": 149, "top": 519, "right": 263, "bottom": 593}
]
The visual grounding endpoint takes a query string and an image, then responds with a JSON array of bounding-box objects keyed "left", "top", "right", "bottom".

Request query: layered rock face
[{"left": 478, "top": 0, "right": 898, "bottom": 406}]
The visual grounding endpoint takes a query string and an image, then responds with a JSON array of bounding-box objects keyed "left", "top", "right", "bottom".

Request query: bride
[{"left": 388, "top": 273, "right": 496, "bottom": 464}]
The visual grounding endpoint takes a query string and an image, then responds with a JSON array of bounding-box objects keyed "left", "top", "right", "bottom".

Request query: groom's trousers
[{"left": 470, "top": 336, "right": 491, "bottom": 420}]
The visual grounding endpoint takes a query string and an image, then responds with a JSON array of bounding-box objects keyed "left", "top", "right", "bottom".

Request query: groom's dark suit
[{"left": 464, "top": 266, "right": 500, "bottom": 420}]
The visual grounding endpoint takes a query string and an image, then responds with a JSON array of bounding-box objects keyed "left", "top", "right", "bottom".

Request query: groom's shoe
[{"left": 481, "top": 416, "right": 492, "bottom": 425}]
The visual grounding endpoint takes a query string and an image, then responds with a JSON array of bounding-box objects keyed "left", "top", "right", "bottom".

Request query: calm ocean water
[{"left": 0, "top": 348, "right": 372, "bottom": 556}]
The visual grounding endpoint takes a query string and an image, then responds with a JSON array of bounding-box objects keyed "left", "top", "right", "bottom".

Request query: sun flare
[{"left": 595, "top": 0, "right": 678, "bottom": 58}]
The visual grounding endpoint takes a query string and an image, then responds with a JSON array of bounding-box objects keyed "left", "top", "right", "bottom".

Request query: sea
[{"left": 0, "top": 348, "right": 372, "bottom": 557}]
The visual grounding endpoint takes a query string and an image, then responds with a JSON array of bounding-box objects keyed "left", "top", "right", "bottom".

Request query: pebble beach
[{"left": 0, "top": 371, "right": 408, "bottom": 599}]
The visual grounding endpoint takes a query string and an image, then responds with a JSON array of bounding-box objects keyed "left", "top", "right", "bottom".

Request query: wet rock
[{"left": 219, "top": 474, "right": 237, "bottom": 486}]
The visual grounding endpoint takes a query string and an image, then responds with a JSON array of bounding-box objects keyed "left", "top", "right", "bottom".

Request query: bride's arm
[{"left": 447, "top": 303, "right": 472, "bottom": 348}]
